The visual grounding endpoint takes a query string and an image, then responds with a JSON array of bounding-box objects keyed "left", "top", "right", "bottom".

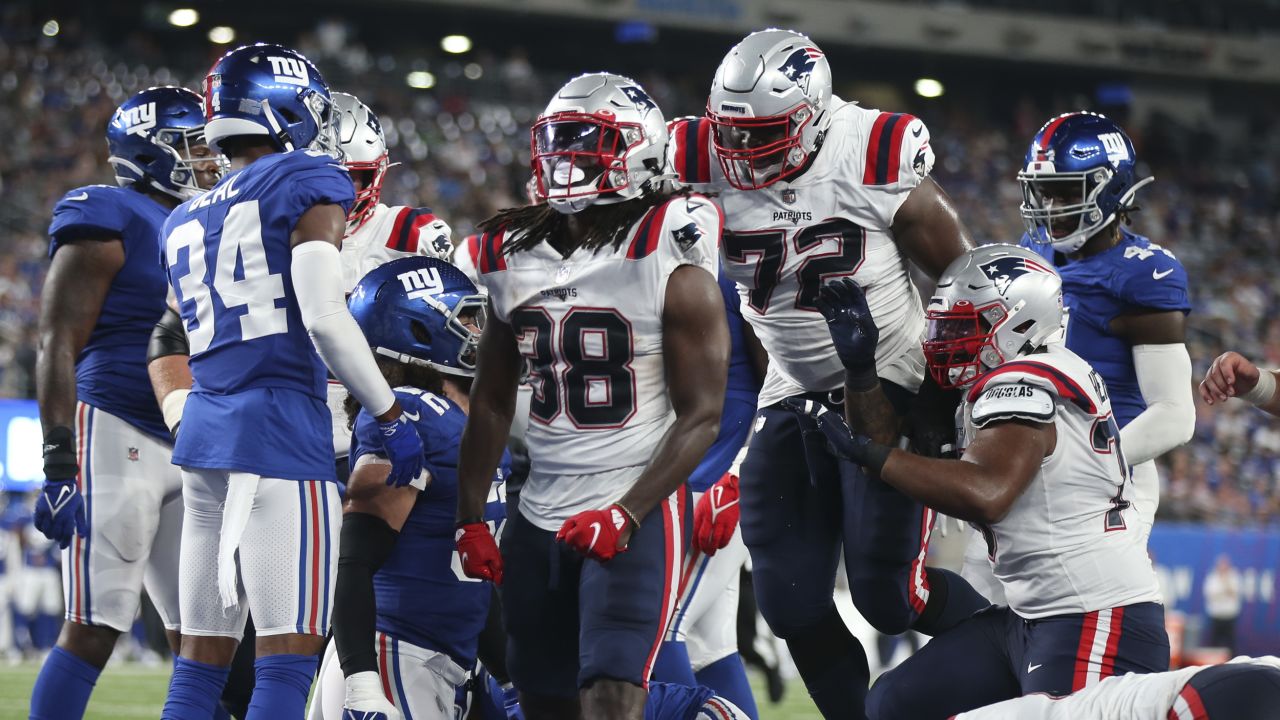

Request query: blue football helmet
[
  {"left": 348, "top": 257, "right": 486, "bottom": 376},
  {"left": 107, "top": 86, "right": 220, "bottom": 200},
  {"left": 1018, "top": 111, "right": 1154, "bottom": 253},
  {"left": 202, "top": 43, "right": 340, "bottom": 157}
]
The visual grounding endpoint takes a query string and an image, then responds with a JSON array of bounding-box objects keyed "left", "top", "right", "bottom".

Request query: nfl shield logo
[
  {"left": 781, "top": 189, "right": 797, "bottom": 204},
  {"left": 555, "top": 264, "right": 572, "bottom": 284},
  {"left": 127, "top": 447, "right": 139, "bottom": 462}
]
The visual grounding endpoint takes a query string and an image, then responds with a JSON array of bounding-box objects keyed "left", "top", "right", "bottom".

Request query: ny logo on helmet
[
  {"left": 398, "top": 268, "right": 445, "bottom": 300},
  {"left": 1098, "top": 132, "right": 1129, "bottom": 164},
  {"left": 776, "top": 47, "right": 824, "bottom": 93},
  {"left": 266, "top": 56, "right": 310, "bottom": 87},
  {"left": 118, "top": 102, "right": 157, "bottom": 136},
  {"left": 979, "top": 256, "right": 1055, "bottom": 295}
]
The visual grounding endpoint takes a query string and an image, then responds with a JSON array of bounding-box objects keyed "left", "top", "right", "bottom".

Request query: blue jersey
[
  {"left": 644, "top": 681, "right": 719, "bottom": 720},
  {"left": 48, "top": 185, "right": 172, "bottom": 440},
  {"left": 350, "top": 388, "right": 510, "bottom": 667},
  {"left": 1021, "top": 229, "right": 1190, "bottom": 427},
  {"left": 688, "top": 271, "right": 762, "bottom": 492},
  {"left": 162, "top": 150, "right": 354, "bottom": 480}
]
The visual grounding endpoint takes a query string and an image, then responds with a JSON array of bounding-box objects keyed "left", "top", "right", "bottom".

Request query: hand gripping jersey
[
  {"left": 48, "top": 185, "right": 173, "bottom": 440},
  {"left": 956, "top": 656, "right": 1280, "bottom": 720},
  {"left": 349, "top": 388, "right": 509, "bottom": 667},
  {"left": 328, "top": 203, "right": 453, "bottom": 457},
  {"left": 1021, "top": 229, "right": 1190, "bottom": 428},
  {"left": 161, "top": 149, "right": 355, "bottom": 481},
  {"left": 670, "top": 99, "right": 934, "bottom": 406},
  {"left": 958, "top": 345, "right": 1162, "bottom": 619},
  {"left": 478, "top": 194, "right": 721, "bottom": 529}
]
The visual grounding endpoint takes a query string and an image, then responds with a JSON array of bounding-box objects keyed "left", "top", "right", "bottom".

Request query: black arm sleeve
[{"left": 147, "top": 306, "right": 189, "bottom": 363}]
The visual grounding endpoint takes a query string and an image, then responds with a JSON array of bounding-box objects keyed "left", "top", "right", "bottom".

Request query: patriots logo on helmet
[
  {"left": 620, "top": 85, "right": 656, "bottom": 112},
  {"left": 980, "top": 256, "right": 1055, "bottom": 295},
  {"left": 672, "top": 222, "right": 703, "bottom": 252},
  {"left": 777, "top": 46, "right": 824, "bottom": 93}
]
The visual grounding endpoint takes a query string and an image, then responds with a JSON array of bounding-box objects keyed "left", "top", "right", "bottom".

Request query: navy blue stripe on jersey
[
  {"left": 968, "top": 360, "right": 1098, "bottom": 415},
  {"left": 871, "top": 113, "right": 907, "bottom": 186},
  {"left": 626, "top": 200, "right": 672, "bottom": 260},
  {"left": 389, "top": 207, "right": 437, "bottom": 253},
  {"left": 477, "top": 229, "right": 507, "bottom": 274}
]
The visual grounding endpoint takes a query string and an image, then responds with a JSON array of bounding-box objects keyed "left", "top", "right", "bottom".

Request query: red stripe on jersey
[
  {"left": 307, "top": 480, "right": 322, "bottom": 635},
  {"left": 862, "top": 112, "right": 893, "bottom": 185},
  {"left": 673, "top": 120, "right": 690, "bottom": 183},
  {"left": 378, "top": 633, "right": 393, "bottom": 701},
  {"left": 403, "top": 211, "right": 439, "bottom": 254},
  {"left": 627, "top": 201, "right": 671, "bottom": 260},
  {"left": 695, "top": 118, "right": 712, "bottom": 183},
  {"left": 485, "top": 228, "right": 508, "bottom": 272},
  {"left": 884, "top": 113, "right": 916, "bottom": 185},
  {"left": 1177, "top": 682, "right": 1209, "bottom": 720},
  {"left": 466, "top": 234, "right": 482, "bottom": 269},
  {"left": 1099, "top": 606, "right": 1125, "bottom": 680},
  {"left": 387, "top": 207, "right": 412, "bottom": 252},
  {"left": 966, "top": 360, "right": 1098, "bottom": 415},
  {"left": 1073, "top": 610, "right": 1100, "bottom": 691}
]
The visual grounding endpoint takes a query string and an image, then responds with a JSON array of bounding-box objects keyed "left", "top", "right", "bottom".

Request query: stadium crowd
[{"left": 0, "top": 16, "right": 1278, "bottom": 528}]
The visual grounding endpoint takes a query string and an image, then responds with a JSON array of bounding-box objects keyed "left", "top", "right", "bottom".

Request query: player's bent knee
[
  {"left": 257, "top": 631, "right": 326, "bottom": 657},
  {"left": 865, "top": 666, "right": 923, "bottom": 720},
  {"left": 57, "top": 621, "right": 122, "bottom": 669},
  {"left": 849, "top": 583, "right": 916, "bottom": 636}
]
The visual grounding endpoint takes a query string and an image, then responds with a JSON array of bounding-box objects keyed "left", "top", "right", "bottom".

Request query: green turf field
[{"left": 0, "top": 661, "right": 822, "bottom": 719}]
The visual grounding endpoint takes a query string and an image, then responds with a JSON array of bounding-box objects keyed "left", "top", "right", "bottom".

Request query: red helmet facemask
[
  {"left": 922, "top": 300, "right": 1008, "bottom": 389},
  {"left": 345, "top": 151, "right": 389, "bottom": 233},
  {"left": 530, "top": 112, "right": 644, "bottom": 205},
  {"left": 706, "top": 103, "right": 815, "bottom": 190}
]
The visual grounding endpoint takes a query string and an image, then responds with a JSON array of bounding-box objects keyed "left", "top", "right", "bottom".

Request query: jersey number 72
[{"left": 722, "top": 218, "right": 867, "bottom": 313}]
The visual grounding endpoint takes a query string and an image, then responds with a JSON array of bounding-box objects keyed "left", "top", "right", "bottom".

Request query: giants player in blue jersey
[
  {"left": 31, "top": 86, "right": 222, "bottom": 720},
  {"left": 158, "top": 44, "right": 424, "bottom": 719},
  {"left": 305, "top": 257, "right": 505, "bottom": 720}
]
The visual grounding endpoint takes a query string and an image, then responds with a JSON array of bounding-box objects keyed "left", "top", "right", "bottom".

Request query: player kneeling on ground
[
  {"left": 791, "top": 244, "right": 1169, "bottom": 720},
  {"left": 307, "top": 256, "right": 504, "bottom": 720}
]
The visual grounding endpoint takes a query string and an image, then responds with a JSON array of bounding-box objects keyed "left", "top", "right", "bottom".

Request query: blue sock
[
  {"left": 695, "top": 654, "right": 759, "bottom": 720},
  {"left": 246, "top": 654, "right": 316, "bottom": 718},
  {"left": 650, "top": 640, "right": 698, "bottom": 686},
  {"left": 29, "top": 646, "right": 101, "bottom": 720},
  {"left": 35, "top": 614, "right": 59, "bottom": 649},
  {"left": 163, "top": 656, "right": 231, "bottom": 720}
]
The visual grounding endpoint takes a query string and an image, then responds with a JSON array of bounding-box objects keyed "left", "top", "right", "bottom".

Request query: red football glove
[
  {"left": 693, "top": 472, "right": 740, "bottom": 556},
  {"left": 556, "top": 504, "right": 634, "bottom": 562},
  {"left": 456, "top": 522, "right": 503, "bottom": 585}
]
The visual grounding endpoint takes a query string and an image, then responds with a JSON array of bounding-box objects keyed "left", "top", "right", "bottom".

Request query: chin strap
[{"left": 259, "top": 98, "right": 296, "bottom": 152}]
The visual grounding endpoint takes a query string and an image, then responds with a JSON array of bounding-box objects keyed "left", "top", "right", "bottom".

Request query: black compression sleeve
[
  {"left": 333, "top": 512, "right": 399, "bottom": 677},
  {"left": 475, "top": 584, "right": 510, "bottom": 684},
  {"left": 147, "top": 306, "right": 189, "bottom": 363}
]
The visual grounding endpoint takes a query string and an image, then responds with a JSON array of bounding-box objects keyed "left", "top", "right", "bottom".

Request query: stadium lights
[
  {"left": 168, "top": 8, "right": 200, "bottom": 27},
  {"left": 42, "top": 19, "right": 60, "bottom": 37},
  {"left": 464, "top": 62, "right": 483, "bottom": 80},
  {"left": 208, "top": 26, "right": 235, "bottom": 44},
  {"left": 914, "top": 78, "right": 944, "bottom": 98},
  {"left": 441, "top": 35, "right": 472, "bottom": 54},
  {"left": 406, "top": 71, "right": 436, "bottom": 89}
]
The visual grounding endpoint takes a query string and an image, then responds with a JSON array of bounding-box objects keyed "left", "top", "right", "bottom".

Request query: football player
[
  {"left": 652, "top": 268, "right": 765, "bottom": 718},
  {"left": 793, "top": 245, "right": 1169, "bottom": 719},
  {"left": 668, "top": 28, "right": 988, "bottom": 716},
  {"left": 31, "top": 86, "right": 221, "bottom": 720},
  {"left": 952, "top": 112, "right": 1195, "bottom": 603},
  {"left": 158, "top": 43, "right": 424, "bottom": 719},
  {"left": 454, "top": 73, "right": 729, "bottom": 720},
  {"left": 307, "top": 257, "right": 504, "bottom": 720},
  {"left": 955, "top": 656, "right": 1280, "bottom": 720}
]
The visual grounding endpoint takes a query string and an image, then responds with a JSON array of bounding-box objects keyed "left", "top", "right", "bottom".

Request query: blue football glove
[
  {"left": 377, "top": 411, "right": 425, "bottom": 488},
  {"left": 781, "top": 398, "right": 891, "bottom": 475},
  {"left": 817, "top": 278, "right": 879, "bottom": 386},
  {"left": 33, "top": 426, "right": 87, "bottom": 549}
]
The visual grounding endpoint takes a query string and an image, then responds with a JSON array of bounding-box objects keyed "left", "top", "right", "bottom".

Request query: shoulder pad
[
  {"left": 862, "top": 113, "right": 932, "bottom": 186},
  {"left": 474, "top": 227, "right": 510, "bottom": 275},
  {"left": 49, "top": 185, "right": 131, "bottom": 242},
  {"left": 668, "top": 117, "right": 714, "bottom": 185},
  {"left": 624, "top": 193, "right": 722, "bottom": 261},
  {"left": 967, "top": 359, "right": 1099, "bottom": 415},
  {"left": 1117, "top": 240, "right": 1190, "bottom": 312},
  {"left": 385, "top": 207, "right": 451, "bottom": 257},
  {"left": 971, "top": 382, "right": 1056, "bottom": 428}
]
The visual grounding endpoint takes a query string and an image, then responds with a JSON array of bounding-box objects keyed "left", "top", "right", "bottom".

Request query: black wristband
[
  {"left": 844, "top": 365, "right": 881, "bottom": 394},
  {"left": 457, "top": 516, "right": 485, "bottom": 528},
  {"left": 863, "top": 441, "right": 893, "bottom": 477},
  {"left": 43, "top": 426, "right": 77, "bottom": 481}
]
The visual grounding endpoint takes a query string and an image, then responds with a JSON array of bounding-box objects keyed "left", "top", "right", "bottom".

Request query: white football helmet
[
  {"left": 707, "top": 28, "right": 834, "bottom": 190},
  {"left": 530, "top": 73, "right": 669, "bottom": 214},
  {"left": 924, "top": 244, "right": 1064, "bottom": 389},
  {"left": 333, "top": 92, "right": 389, "bottom": 233}
]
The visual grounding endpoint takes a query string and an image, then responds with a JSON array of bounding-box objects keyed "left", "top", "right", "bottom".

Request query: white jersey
[
  {"left": 328, "top": 203, "right": 453, "bottom": 457},
  {"left": 958, "top": 345, "right": 1162, "bottom": 619},
  {"left": 670, "top": 98, "right": 934, "bottom": 406},
  {"left": 956, "top": 656, "right": 1280, "bottom": 720},
  {"left": 478, "top": 195, "right": 721, "bottom": 530}
]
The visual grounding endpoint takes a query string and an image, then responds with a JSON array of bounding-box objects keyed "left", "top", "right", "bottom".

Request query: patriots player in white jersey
[
  {"left": 327, "top": 91, "right": 454, "bottom": 462},
  {"left": 158, "top": 44, "right": 424, "bottom": 719},
  {"left": 950, "top": 113, "right": 1196, "bottom": 604},
  {"left": 669, "top": 28, "right": 987, "bottom": 717},
  {"left": 793, "top": 245, "right": 1169, "bottom": 720},
  {"left": 957, "top": 656, "right": 1280, "bottom": 720},
  {"left": 31, "top": 86, "right": 222, "bottom": 720},
  {"left": 454, "top": 73, "right": 729, "bottom": 720}
]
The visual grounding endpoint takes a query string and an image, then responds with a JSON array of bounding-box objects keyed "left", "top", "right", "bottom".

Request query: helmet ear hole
[
  {"left": 410, "top": 320, "right": 432, "bottom": 345},
  {"left": 1012, "top": 319, "right": 1036, "bottom": 334},
  {"left": 277, "top": 107, "right": 301, "bottom": 124}
]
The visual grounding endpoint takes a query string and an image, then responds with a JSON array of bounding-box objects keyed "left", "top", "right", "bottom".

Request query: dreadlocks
[{"left": 478, "top": 187, "right": 695, "bottom": 257}]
